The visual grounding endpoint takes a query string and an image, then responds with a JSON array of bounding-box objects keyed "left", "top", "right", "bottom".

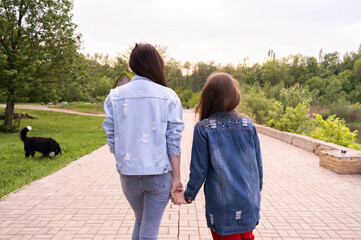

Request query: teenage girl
[{"left": 173, "top": 73, "right": 263, "bottom": 240}]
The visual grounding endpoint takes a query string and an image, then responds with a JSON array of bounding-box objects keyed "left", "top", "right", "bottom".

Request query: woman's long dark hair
[
  {"left": 129, "top": 43, "right": 168, "bottom": 87},
  {"left": 196, "top": 73, "right": 241, "bottom": 121}
]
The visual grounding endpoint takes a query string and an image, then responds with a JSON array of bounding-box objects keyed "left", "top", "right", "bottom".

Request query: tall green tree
[
  {"left": 189, "top": 61, "right": 219, "bottom": 92},
  {"left": 321, "top": 52, "right": 341, "bottom": 76},
  {"left": 165, "top": 57, "right": 182, "bottom": 89},
  {"left": 354, "top": 57, "right": 361, "bottom": 83},
  {"left": 0, "top": 0, "right": 79, "bottom": 130},
  {"left": 305, "top": 56, "right": 320, "bottom": 78}
]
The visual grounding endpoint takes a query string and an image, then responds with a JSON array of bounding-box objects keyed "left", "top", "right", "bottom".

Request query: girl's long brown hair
[
  {"left": 129, "top": 43, "right": 168, "bottom": 87},
  {"left": 196, "top": 73, "right": 241, "bottom": 121}
]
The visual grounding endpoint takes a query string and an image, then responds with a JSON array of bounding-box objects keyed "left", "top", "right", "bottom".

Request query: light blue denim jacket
[
  {"left": 102, "top": 75, "right": 184, "bottom": 175},
  {"left": 184, "top": 110, "right": 263, "bottom": 235}
]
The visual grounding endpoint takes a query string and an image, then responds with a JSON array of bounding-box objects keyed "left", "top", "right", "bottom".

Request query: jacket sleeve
[
  {"left": 102, "top": 95, "right": 115, "bottom": 153},
  {"left": 253, "top": 127, "right": 263, "bottom": 191},
  {"left": 166, "top": 96, "right": 184, "bottom": 156},
  {"left": 184, "top": 124, "right": 209, "bottom": 201}
]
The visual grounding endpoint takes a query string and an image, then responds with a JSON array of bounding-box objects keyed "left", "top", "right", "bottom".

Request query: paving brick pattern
[{"left": 1, "top": 109, "right": 360, "bottom": 239}]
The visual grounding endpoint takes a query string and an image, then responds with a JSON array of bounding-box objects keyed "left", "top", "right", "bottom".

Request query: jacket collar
[
  {"left": 131, "top": 75, "right": 153, "bottom": 82},
  {"left": 210, "top": 109, "right": 238, "bottom": 118}
]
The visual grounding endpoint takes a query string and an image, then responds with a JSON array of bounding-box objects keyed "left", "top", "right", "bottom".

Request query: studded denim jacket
[
  {"left": 102, "top": 75, "right": 184, "bottom": 175},
  {"left": 184, "top": 110, "right": 263, "bottom": 235}
]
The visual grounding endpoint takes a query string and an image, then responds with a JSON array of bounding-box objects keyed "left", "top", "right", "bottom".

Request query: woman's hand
[
  {"left": 169, "top": 155, "right": 183, "bottom": 204},
  {"left": 170, "top": 178, "right": 183, "bottom": 201},
  {"left": 173, "top": 191, "right": 187, "bottom": 205}
]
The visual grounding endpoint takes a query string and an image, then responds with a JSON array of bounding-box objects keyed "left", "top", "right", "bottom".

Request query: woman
[
  {"left": 174, "top": 73, "right": 263, "bottom": 240},
  {"left": 103, "top": 43, "right": 184, "bottom": 240}
]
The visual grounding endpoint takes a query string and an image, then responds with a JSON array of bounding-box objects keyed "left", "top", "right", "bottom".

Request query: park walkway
[{"left": 0, "top": 109, "right": 360, "bottom": 240}]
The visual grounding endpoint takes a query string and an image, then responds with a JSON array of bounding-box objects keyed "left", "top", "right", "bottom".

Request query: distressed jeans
[{"left": 119, "top": 172, "right": 172, "bottom": 240}]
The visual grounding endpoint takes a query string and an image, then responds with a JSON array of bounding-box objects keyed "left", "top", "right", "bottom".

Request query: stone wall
[
  {"left": 319, "top": 150, "right": 361, "bottom": 174},
  {"left": 255, "top": 124, "right": 361, "bottom": 174}
]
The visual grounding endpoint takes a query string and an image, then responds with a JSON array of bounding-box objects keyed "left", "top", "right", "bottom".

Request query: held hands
[
  {"left": 173, "top": 190, "right": 187, "bottom": 205},
  {"left": 170, "top": 179, "right": 187, "bottom": 205}
]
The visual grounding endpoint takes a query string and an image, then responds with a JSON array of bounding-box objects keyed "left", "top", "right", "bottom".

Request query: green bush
[
  {"left": 268, "top": 101, "right": 313, "bottom": 134},
  {"left": 348, "top": 142, "right": 361, "bottom": 150},
  {"left": 319, "top": 76, "right": 346, "bottom": 106},
  {"left": 311, "top": 114, "right": 358, "bottom": 147},
  {"left": 240, "top": 88, "right": 274, "bottom": 124},
  {"left": 60, "top": 82, "right": 91, "bottom": 102},
  {"left": 263, "top": 81, "right": 285, "bottom": 99},
  {"left": 187, "top": 91, "right": 200, "bottom": 108},
  {"left": 327, "top": 98, "right": 352, "bottom": 122},
  {"left": 95, "top": 95, "right": 107, "bottom": 103},
  {"left": 349, "top": 85, "right": 361, "bottom": 103},
  {"left": 92, "top": 76, "right": 113, "bottom": 98},
  {"left": 178, "top": 89, "right": 195, "bottom": 109}
]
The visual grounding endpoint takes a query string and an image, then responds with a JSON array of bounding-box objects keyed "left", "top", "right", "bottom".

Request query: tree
[
  {"left": 338, "top": 70, "right": 354, "bottom": 94},
  {"left": 240, "top": 87, "right": 274, "bottom": 124},
  {"left": 0, "top": 0, "right": 79, "bottom": 131},
  {"left": 165, "top": 57, "right": 182, "bottom": 89},
  {"left": 279, "top": 83, "right": 311, "bottom": 108},
  {"left": 288, "top": 55, "right": 307, "bottom": 85},
  {"left": 354, "top": 57, "right": 361, "bottom": 83},
  {"left": 241, "top": 63, "right": 262, "bottom": 84},
  {"left": 267, "top": 49, "right": 276, "bottom": 60},
  {"left": 318, "top": 48, "right": 323, "bottom": 63},
  {"left": 321, "top": 76, "right": 345, "bottom": 106},
  {"left": 219, "top": 64, "right": 236, "bottom": 75},
  {"left": 305, "top": 56, "right": 320, "bottom": 78},
  {"left": 321, "top": 52, "right": 341, "bottom": 76},
  {"left": 260, "top": 59, "right": 287, "bottom": 86},
  {"left": 190, "top": 61, "right": 219, "bottom": 92},
  {"left": 183, "top": 61, "right": 191, "bottom": 76}
]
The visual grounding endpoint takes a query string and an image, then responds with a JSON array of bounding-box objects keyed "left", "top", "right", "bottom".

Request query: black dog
[{"left": 20, "top": 126, "right": 62, "bottom": 158}]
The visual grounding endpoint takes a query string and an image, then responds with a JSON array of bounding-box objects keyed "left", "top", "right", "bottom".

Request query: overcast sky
[{"left": 72, "top": 0, "right": 361, "bottom": 66}]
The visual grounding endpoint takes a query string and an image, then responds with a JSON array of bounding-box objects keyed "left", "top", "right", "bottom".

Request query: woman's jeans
[{"left": 119, "top": 172, "right": 172, "bottom": 240}]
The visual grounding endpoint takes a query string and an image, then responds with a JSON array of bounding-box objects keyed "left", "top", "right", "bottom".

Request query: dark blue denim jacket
[{"left": 184, "top": 110, "right": 263, "bottom": 235}]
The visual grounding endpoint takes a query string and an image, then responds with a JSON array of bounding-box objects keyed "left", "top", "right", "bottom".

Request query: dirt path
[{"left": 0, "top": 104, "right": 105, "bottom": 117}]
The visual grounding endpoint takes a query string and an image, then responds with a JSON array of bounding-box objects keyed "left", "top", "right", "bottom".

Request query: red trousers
[{"left": 211, "top": 229, "right": 254, "bottom": 240}]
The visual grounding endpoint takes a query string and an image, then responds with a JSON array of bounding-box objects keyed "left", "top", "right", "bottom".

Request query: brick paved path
[{"left": 0, "top": 109, "right": 360, "bottom": 239}]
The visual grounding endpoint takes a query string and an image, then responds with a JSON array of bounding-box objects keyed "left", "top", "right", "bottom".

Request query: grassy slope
[{"left": 0, "top": 109, "right": 106, "bottom": 199}]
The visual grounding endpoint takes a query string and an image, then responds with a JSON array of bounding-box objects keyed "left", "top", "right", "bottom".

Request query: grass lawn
[
  {"left": 0, "top": 108, "right": 107, "bottom": 199},
  {"left": 48, "top": 102, "right": 104, "bottom": 114}
]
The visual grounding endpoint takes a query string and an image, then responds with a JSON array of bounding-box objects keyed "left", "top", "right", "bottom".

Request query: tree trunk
[{"left": 4, "top": 91, "right": 15, "bottom": 129}]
